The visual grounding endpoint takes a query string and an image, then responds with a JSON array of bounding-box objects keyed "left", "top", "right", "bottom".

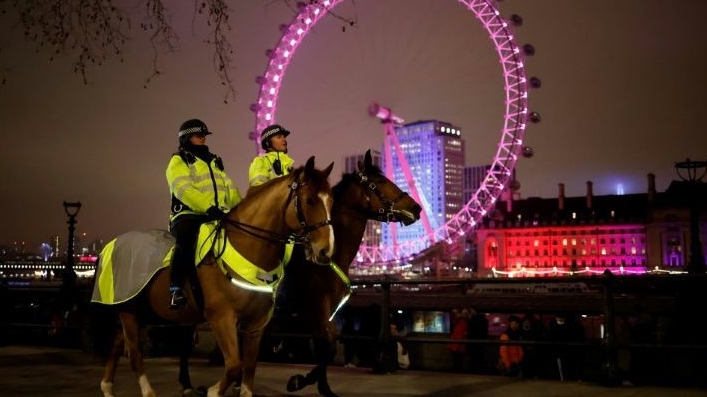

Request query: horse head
[
  {"left": 349, "top": 149, "right": 422, "bottom": 225},
  {"left": 289, "top": 156, "right": 335, "bottom": 265}
]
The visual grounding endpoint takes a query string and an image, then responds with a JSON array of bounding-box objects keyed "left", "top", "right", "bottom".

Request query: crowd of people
[
  {"left": 447, "top": 307, "right": 489, "bottom": 373},
  {"left": 496, "top": 313, "right": 586, "bottom": 380},
  {"left": 445, "top": 309, "right": 587, "bottom": 381}
]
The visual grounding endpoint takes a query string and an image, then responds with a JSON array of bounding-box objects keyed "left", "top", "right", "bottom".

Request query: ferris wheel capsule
[{"left": 368, "top": 102, "right": 405, "bottom": 125}]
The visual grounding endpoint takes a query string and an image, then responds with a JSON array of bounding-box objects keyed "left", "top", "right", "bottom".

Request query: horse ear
[
  {"left": 323, "top": 161, "right": 334, "bottom": 178},
  {"left": 305, "top": 156, "right": 316, "bottom": 172},
  {"left": 364, "top": 149, "right": 372, "bottom": 168}
]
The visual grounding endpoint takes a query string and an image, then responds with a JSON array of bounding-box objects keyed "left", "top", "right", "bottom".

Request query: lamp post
[
  {"left": 62, "top": 201, "right": 82, "bottom": 289},
  {"left": 674, "top": 159, "right": 706, "bottom": 274}
]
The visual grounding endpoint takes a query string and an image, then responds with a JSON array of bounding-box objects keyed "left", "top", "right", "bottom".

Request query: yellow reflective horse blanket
[
  {"left": 91, "top": 229, "right": 174, "bottom": 304},
  {"left": 91, "top": 223, "right": 293, "bottom": 305}
]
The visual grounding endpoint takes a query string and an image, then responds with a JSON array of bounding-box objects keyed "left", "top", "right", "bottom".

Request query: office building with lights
[
  {"left": 380, "top": 120, "right": 466, "bottom": 250},
  {"left": 463, "top": 164, "right": 491, "bottom": 204},
  {"left": 475, "top": 175, "right": 707, "bottom": 277}
]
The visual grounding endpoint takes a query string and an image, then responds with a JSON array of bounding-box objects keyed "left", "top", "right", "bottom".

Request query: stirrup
[{"left": 170, "top": 288, "right": 187, "bottom": 310}]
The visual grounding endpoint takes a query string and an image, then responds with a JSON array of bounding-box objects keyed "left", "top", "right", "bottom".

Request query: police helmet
[
  {"left": 260, "top": 124, "right": 290, "bottom": 150},
  {"left": 178, "top": 119, "right": 213, "bottom": 138}
]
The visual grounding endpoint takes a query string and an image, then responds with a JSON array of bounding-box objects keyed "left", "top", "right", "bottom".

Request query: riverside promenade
[{"left": 1, "top": 345, "right": 706, "bottom": 397}]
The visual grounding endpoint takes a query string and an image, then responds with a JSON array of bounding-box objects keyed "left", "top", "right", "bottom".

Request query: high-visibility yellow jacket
[
  {"left": 248, "top": 151, "right": 295, "bottom": 187},
  {"left": 166, "top": 152, "right": 242, "bottom": 221}
]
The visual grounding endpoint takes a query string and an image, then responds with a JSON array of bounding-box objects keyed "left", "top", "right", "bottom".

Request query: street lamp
[
  {"left": 62, "top": 201, "right": 82, "bottom": 287},
  {"left": 674, "top": 159, "right": 706, "bottom": 274}
]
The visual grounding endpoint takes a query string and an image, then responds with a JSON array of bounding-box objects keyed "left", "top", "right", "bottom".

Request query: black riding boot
[{"left": 169, "top": 244, "right": 189, "bottom": 310}]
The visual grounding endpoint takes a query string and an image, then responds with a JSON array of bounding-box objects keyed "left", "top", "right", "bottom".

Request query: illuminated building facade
[
  {"left": 380, "top": 120, "right": 465, "bottom": 248},
  {"left": 476, "top": 175, "right": 707, "bottom": 277},
  {"left": 463, "top": 164, "right": 491, "bottom": 204}
]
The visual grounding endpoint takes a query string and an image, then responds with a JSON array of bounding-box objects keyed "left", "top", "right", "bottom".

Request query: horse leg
[
  {"left": 177, "top": 325, "right": 197, "bottom": 395},
  {"left": 119, "top": 312, "right": 157, "bottom": 397},
  {"left": 287, "top": 362, "right": 318, "bottom": 393},
  {"left": 239, "top": 328, "right": 265, "bottom": 397},
  {"left": 100, "top": 327, "right": 125, "bottom": 397},
  {"left": 206, "top": 312, "right": 241, "bottom": 397},
  {"left": 286, "top": 336, "right": 338, "bottom": 397},
  {"left": 285, "top": 335, "right": 320, "bottom": 394},
  {"left": 313, "top": 335, "right": 340, "bottom": 397}
]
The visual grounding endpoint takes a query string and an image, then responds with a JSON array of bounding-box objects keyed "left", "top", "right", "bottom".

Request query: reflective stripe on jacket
[
  {"left": 166, "top": 154, "right": 241, "bottom": 221},
  {"left": 248, "top": 152, "right": 295, "bottom": 187}
]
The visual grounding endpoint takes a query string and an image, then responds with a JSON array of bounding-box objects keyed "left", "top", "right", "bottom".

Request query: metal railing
[{"left": 1, "top": 273, "right": 705, "bottom": 386}]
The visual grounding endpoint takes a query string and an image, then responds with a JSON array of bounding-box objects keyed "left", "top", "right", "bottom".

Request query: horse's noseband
[{"left": 356, "top": 170, "right": 410, "bottom": 223}]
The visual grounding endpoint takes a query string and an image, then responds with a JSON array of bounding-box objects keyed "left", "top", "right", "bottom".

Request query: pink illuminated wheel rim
[{"left": 252, "top": 0, "right": 529, "bottom": 264}]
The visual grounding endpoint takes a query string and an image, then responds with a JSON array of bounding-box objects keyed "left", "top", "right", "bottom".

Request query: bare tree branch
[
  {"left": 280, "top": 0, "right": 358, "bottom": 31},
  {"left": 4, "top": 0, "right": 130, "bottom": 83},
  {"left": 139, "top": 0, "right": 179, "bottom": 89},
  {"left": 0, "top": 0, "right": 357, "bottom": 103},
  {"left": 194, "top": 0, "right": 235, "bottom": 104}
]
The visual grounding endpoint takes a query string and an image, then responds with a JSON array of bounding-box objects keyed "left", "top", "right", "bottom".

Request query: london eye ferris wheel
[{"left": 249, "top": 0, "right": 539, "bottom": 266}]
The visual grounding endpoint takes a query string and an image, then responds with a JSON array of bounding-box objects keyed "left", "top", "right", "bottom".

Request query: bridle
[
  {"left": 354, "top": 169, "right": 412, "bottom": 223},
  {"left": 204, "top": 168, "right": 334, "bottom": 293},
  {"left": 218, "top": 168, "right": 332, "bottom": 246},
  {"left": 286, "top": 169, "right": 333, "bottom": 244}
]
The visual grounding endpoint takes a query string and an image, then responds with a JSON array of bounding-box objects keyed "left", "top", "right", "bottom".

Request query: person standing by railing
[
  {"left": 519, "top": 314, "right": 543, "bottom": 379},
  {"left": 546, "top": 313, "right": 585, "bottom": 381},
  {"left": 466, "top": 307, "right": 489, "bottom": 374},
  {"left": 447, "top": 308, "right": 469, "bottom": 372},
  {"left": 498, "top": 315, "right": 524, "bottom": 377}
]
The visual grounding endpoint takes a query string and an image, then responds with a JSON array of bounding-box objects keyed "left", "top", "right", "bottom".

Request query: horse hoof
[{"left": 287, "top": 374, "right": 307, "bottom": 392}]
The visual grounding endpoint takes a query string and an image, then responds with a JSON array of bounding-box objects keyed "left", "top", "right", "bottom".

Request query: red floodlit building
[{"left": 475, "top": 174, "right": 707, "bottom": 277}]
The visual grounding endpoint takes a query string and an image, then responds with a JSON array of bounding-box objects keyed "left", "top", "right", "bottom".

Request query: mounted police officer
[
  {"left": 248, "top": 124, "right": 295, "bottom": 187},
  {"left": 166, "top": 118, "right": 242, "bottom": 309}
]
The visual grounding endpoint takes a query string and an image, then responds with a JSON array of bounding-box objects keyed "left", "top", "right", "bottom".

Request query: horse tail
[{"left": 87, "top": 302, "right": 121, "bottom": 360}]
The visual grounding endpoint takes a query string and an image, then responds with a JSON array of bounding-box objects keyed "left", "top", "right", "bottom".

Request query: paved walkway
[{"left": 1, "top": 345, "right": 706, "bottom": 397}]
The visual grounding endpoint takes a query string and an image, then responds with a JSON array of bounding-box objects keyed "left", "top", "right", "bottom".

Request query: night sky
[{"left": 1, "top": 0, "right": 706, "bottom": 251}]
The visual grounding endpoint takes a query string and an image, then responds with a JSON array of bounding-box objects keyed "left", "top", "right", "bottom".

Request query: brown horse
[
  {"left": 91, "top": 156, "right": 335, "bottom": 397},
  {"left": 274, "top": 149, "right": 421, "bottom": 397}
]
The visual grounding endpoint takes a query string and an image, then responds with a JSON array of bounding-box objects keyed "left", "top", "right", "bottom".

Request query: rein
[
  {"left": 355, "top": 169, "right": 411, "bottom": 223},
  {"left": 210, "top": 169, "right": 333, "bottom": 254}
]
